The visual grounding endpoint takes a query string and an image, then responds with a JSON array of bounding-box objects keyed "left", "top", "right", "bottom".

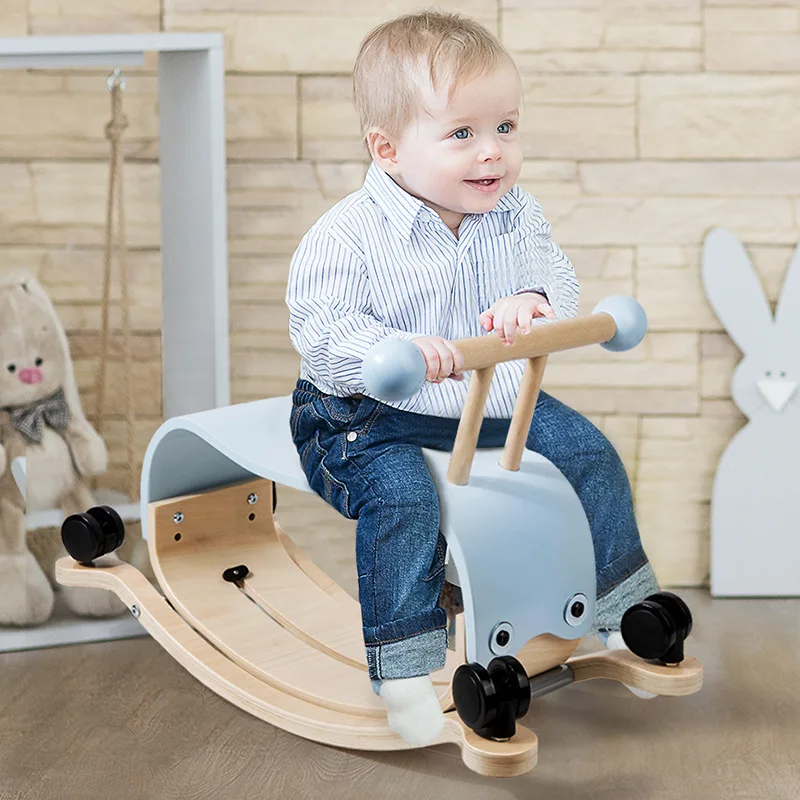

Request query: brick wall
[{"left": 2, "top": 1, "right": 800, "bottom": 586}]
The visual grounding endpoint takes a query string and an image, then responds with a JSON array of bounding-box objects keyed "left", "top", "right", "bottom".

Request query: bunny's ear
[
  {"left": 702, "top": 228, "right": 773, "bottom": 356},
  {"left": 0, "top": 269, "right": 35, "bottom": 290},
  {"left": 774, "top": 239, "right": 800, "bottom": 332}
]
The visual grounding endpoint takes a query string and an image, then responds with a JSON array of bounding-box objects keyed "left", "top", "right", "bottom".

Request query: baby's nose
[
  {"left": 479, "top": 143, "right": 502, "bottom": 161},
  {"left": 18, "top": 367, "right": 43, "bottom": 385}
]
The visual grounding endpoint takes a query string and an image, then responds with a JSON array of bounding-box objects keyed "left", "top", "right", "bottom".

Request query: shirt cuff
[{"left": 513, "top": 286, "right": 549, "bottom": 304}]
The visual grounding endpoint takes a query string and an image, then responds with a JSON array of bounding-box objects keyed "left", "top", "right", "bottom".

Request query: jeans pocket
[
  {"left": 291, "top": 383, "right": 324, "bottom": 443},
  {"left": 291, "top": 400, "right": 323, "bottom": 447},
  {"left": 290, "top": 404, "right": 303, "bottom": 441},
  {"left": 320, "top": 394, "right": 359, "bottom": 425},
  {"left": 308, "top": 433, "right": 355, "bottom": 520},
  {"left": 422, "top": 533, "right": 447, "bottom": 582},
  {"left": 319, "top": 461, "right": 355, "bottom": 519}
]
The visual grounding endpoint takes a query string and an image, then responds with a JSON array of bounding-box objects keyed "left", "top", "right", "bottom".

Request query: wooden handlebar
[
  {"left": 446, "top": 312, "right": 618, "bottom": 486},
  {"left": 452, "top": 313, "right": 617, "bottom": 372}
]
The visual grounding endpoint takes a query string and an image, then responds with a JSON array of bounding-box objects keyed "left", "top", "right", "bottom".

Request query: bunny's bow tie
[{"left": 7, "top": 387, "right": 71, "bottom": 445}]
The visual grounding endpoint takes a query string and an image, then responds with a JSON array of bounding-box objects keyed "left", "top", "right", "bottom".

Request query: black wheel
[
  {"left": 61, "top": 505, "right": 125, "bottom": 566},
  {"left": 621, "top": 591, "right": 693, "bottom": 665},
  {"left": 453, "top": 661, "right": 497, "bottom": 732},
  {"left": 453, "top": 656, "right": 531, "bottom": 740},
  {"left": 489, "top": 656, "right": 531, "bottom": 721}
]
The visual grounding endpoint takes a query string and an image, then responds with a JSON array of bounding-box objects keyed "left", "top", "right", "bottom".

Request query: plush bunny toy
[
  {"left": 702, "top": 229, "right": 800, "bottom": 596},
  {"left": 0, "top": 271, "right": 126, "bottom": 625}
]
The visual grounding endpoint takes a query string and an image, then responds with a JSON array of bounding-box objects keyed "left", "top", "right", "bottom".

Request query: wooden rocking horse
[{"left": 55, "top": 295, "right": 702, "bottom": 778}]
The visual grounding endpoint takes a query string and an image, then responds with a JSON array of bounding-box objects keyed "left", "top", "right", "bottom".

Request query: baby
[{"left": 286, "top": 10, "right": 660, "bottom": 745}]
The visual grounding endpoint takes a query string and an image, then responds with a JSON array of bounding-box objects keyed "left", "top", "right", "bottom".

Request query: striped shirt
[{"left": 286, "top": 162, "right": 579, "bottom": 418}]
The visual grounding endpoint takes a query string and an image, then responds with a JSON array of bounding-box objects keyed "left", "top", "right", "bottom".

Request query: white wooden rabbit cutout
[{"left": 702, "top": 228, "right": 800, "bottom": 596}]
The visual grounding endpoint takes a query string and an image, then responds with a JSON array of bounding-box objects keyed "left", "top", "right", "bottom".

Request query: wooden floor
[{"left": 2, "top": 490, "right": 799, "bottom": 799}]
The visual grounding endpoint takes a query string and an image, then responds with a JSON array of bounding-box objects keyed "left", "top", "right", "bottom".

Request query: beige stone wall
[{"left": 2, "top": 1, "right": 800, "bottom": 587}]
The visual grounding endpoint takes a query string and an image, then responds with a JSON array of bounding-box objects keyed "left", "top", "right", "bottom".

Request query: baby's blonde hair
[{"left": 353, "top": 9, "right": 515, "bottom": 140}]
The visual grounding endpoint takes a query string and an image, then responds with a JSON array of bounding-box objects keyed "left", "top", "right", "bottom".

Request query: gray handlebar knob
[
  {"left": 362, "top": 338, "right": 427, "bottom": 402},
  {"left": 592, "top": 296, "right": 648, "bottom": 352}
]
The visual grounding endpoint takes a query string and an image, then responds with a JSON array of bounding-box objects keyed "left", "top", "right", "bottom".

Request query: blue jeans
[{"left": 290, "top": 378, "right": 659, "bottom": 682}]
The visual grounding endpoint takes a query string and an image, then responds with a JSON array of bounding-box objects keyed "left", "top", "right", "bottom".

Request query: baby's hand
[
  {"left": 479, "top": 293, "right": 555, "bottom": 346},
  {"left": 412, "top": 336, "right": 465, "bottom": 384}
]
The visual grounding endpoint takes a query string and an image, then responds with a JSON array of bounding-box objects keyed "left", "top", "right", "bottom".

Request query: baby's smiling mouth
[{"left": 464, "top": 176, "right": 502, "bottom": 191}]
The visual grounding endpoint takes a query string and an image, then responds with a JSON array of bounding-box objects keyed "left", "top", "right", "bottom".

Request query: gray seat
[{"left": 139, "top": 394, "right": 597, "bottom": 665}]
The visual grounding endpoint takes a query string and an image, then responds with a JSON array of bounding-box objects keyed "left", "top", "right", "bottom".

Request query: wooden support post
[
  {"left": 447, "top": 366, "right": 495, "bottom": 485},
  {"left": 500, "top": 355, "right": 547, "bottom": 472}
]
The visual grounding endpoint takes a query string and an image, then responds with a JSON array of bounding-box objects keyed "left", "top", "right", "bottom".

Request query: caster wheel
[
  {"left": 453, "top": 656, "right": 530, "bottom": 740},
  {"left": 621, "top": 591, "right": 693, "bottom": 665},
  {"left": 61, "top": 505, "right": 125, "bottom": 567}
]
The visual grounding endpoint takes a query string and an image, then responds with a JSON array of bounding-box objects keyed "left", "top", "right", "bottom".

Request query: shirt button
[{"left": 346, "top": 432, "right": 358, "bottom": 442}]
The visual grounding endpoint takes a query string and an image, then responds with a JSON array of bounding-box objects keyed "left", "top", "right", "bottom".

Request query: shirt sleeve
[
  {"left": 513, "top": 194, "right": 580, "bottom": 320},
  {"left": 286, "top": 226, "right": 420, "bottom": 393}
]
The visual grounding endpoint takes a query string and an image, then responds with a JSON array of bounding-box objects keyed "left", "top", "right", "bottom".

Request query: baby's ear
[
  {"left": 774, "top": 239, "right": 800, "bottom": 332},
  {"left": 367, "top": 128, "right": 398, "bottom": 170},
  {"left": 702, "top": 227, "right": 772, "bottom": 356}
]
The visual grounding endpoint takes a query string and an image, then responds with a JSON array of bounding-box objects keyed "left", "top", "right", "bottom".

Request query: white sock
[
  {"left": 604, "top": 631, "right": 658, "bottom": 700},
  {"left": 379, "top": 675, "right": 445, "bottom": 746}
]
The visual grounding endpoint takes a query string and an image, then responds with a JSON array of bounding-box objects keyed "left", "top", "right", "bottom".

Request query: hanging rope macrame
[{"left": 94, "top": 69, "right": 136, "bottom": 502}]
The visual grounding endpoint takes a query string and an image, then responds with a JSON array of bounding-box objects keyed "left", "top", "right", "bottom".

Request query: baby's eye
[
  {"left": 7, "top": 364, "right": 15, "bottom": 373},
  {"left": 452, "top": 128, "right": 471, "bottom": 140},
  {"left": 497, "top": 121, "right": 514, "bottom": 134}
]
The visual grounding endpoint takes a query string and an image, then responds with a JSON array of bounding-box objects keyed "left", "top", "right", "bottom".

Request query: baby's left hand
[{"left": 479, "top": 293, "right": 555, "bottom": 346}]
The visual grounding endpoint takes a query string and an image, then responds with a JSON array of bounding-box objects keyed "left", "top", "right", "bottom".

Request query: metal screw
[
  {"left": 489, "top": 621, "right": 514, "bottom": 655},
  {"left": 247, "top": 493, "right": 258, "bottom": 505},
  {"left": 130, "top": 604, "right": 140, "bottom": 618},
  {"left": 173, "top": 512, "right": 184, "bottom": 524}
]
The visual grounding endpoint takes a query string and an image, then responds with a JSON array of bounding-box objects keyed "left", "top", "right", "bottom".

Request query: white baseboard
[
  {"left": 0, "top": 592, "right": 147, "bottom": 653},
  {"left": 26, "top": 489, "right": 140, "bottom": 531}
]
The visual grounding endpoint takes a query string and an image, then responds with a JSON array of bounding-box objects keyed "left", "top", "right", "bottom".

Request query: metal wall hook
[{"left": 107, "top": 68, "right": 127, "bottom": 92}]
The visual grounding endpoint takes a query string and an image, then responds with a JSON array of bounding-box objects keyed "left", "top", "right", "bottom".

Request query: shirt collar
[
  {"left": 363, "top": 162, "right": 424, "bottom": 242},
  {"left": 362, "top": 161, "right": 525, "bottom": 242},
  {"left": 492, "top": 184, "right": 524, "bottom": 214}
]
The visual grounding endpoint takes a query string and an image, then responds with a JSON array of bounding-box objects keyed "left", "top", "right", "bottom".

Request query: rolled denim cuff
[
  {"left": 362, "top": 606, "right": 447, "bottom": 647},
  {"left": 365, "top": 626, "right": 448, "bottom": 682},
  {"left": 592, "top": 562, "right": 661, "bottom": 634}
]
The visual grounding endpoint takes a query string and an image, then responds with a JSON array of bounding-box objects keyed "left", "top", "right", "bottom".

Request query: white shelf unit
[{"left": 0, "top": 34, "right": 230, "bottom": 650}]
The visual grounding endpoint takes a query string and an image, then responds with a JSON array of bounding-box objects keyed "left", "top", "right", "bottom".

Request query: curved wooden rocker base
[{"left": 55, "top": 526, "right": 702, "bottom": 779}]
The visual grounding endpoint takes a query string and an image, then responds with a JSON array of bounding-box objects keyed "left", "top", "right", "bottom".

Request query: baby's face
[{"left": 388, "top": 64, "right": 523, "bottom": 231}]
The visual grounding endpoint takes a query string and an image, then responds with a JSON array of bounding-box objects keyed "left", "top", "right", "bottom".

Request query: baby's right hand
[{"left": 413, "top": 336, "right": 465, "bottom": 384}]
